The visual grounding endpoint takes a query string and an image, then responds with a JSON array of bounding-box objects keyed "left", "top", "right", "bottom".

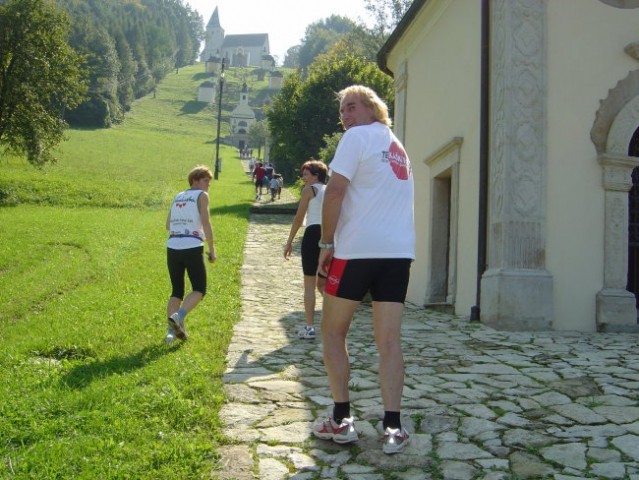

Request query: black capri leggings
[
  {"left": 167, "top": 246, "right": 207, "bottom": 299},
  {"left": 301, "top": 224, "right": 321, "bottom": 276}
]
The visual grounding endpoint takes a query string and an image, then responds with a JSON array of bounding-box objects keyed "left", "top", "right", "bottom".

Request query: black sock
[
  {"left": 383, "top": 411, "right": 401, "bottom": 430},
  {"left": 333, "top": 402, "right": 350, "bottom": 423}
]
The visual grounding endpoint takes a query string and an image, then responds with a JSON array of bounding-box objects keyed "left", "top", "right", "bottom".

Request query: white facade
[
  {"left": 197, "top": 81, "right": 216, "bottom": 103},
  {"left": 230, "top": 82, "right": 256, "bottom": 149},
  {"left": 380, "top": 0, "right": 639, "bottom": 332}
]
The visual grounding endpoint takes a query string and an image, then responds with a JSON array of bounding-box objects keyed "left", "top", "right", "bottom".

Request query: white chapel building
[
  {"left": 229, "top": 82, "right": 256, "bottom": 150},
  {"left": 378, "top": 0, "right": 639, "bottom": 333}
]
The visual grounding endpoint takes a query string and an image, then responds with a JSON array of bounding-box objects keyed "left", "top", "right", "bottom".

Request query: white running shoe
[
  {"left": 168, "top": 313, "right": 187, "bottom": 340},
  {"left": 313, "top": 416, "right": 358, "bottom": 444},
  {"left": 383, "top": 427, "right": 410, "bottom": 454},
  {"left": 298, "top": 326, "right": 316, "bottom": 339},
  {"left": 165, "top": 325, "right": 176, "bottom": 344}
]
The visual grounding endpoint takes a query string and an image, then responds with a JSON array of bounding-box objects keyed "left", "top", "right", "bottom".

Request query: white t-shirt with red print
[{"left": 328, "top": 121, "right": 415, "bottom": 260}]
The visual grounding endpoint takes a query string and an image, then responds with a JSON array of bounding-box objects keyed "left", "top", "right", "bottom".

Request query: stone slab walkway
[{"left": 214, "top": 190, "right": 639, "bottom": 480}]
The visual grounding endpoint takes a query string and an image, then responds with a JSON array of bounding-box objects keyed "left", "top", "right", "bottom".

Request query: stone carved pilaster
[
  {"left": 597, "top": 154, "right": 639, "bottom": 330},
  {"left": 481, "top": 0, "right": 553, "bottom": 330},
  {"left": 394, "top": 61, "right": 408, "bottom": 143}
]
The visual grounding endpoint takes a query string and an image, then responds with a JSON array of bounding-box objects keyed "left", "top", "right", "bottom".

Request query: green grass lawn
[{"left": 0, "top": 64, "right": 255, "bottom": 479}]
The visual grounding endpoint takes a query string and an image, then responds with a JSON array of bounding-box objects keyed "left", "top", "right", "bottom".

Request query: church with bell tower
[{"left": 200, "top": 7, "right": 271, "bottom": 67}]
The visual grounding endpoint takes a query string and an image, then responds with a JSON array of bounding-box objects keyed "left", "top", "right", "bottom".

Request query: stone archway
[
  {"left": 591, "top": 69, "right": 639, "bottom": 331},
  {"left": 597, "top": 0, "right": 639, "bottom": 8}
]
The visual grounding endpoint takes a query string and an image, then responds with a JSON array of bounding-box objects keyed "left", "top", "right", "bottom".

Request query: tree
[
  {"left": 0, "top": 0, "right": 88, "bottom": 166},
  {"left": 267, "top": 42, "right": 393, "bottom": 180},
  {"left": 55, "top": 0, "right": 203, "bottom": 127},
  {"left": 298, "top": 28, "right": 338, "bottom": 71},
  {"left": 294, "top": 15, "right": 358, "bottom": 70},
  {"left": 283, "top": 45, "right": 300, "bottom": 69},
  {"left": 317, "top": 131, "right": 343, "bottom": 165},
  {"left": 248, "top": 120, "right": 269, "bottom": 161},
  {"left": 326, "top": 0, "right": 415, "bottom": 62},
  {"left": 364, "top": 0, "right": 414, "bottom": 38},
  {"left": 65, "top": 25, "right": 122, "bottom": 127}
]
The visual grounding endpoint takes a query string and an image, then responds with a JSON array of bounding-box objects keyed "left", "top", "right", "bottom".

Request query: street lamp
[{"left": 214, "top": 57, "right": 225, "bottom": 180}]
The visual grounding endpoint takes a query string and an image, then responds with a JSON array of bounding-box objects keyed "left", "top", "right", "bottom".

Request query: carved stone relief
[
  {"left": 608, "top": 95, "right": 639, "bottom": 154},
  {"left": 394, "top": 61, "right": 408, "bottom": 143},
  {"left": 592, "top": 70, "right": 639, "bottom": 153},
  {"left": 488, "top": 0, "right": 547, "bottom": 270},
  {"left": 482, "top": 0, "right": 553, "bottom": 330}
]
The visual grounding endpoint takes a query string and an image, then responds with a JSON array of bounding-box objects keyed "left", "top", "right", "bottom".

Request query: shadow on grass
[
  {"left": 60, "top": 342, "right": 183, "bottom": 389},
  {"left": 180, "top": 100, "right": 209, "bottom": 115},
  {"left": 192, "top": 72, "right": 211, "bottom": 81},
  {"left": 249, "top": 202, "right": 297, "bottom": 215},
  {"left": 211, "top": 202, "right": 253, "bottom": 218}
]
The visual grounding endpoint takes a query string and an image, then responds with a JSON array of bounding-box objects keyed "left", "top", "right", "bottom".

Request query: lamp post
[{"left": 214, "top": 58, "right": 225, "bottom": 180}]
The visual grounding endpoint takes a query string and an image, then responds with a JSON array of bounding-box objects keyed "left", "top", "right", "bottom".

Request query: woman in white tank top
[{"left": 283, "top": 160, "right": 328, "bottom": 340}]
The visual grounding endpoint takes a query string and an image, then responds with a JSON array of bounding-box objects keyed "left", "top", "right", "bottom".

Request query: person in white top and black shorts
[
  {"left": 313, "top": 85, "right": 415, "bottom": 455},
  {"left": 165, "top": 165, "right": 216, "bottom": 343},
  {"left": 283, "top": 160, "right": 328, "bottom": 340}
]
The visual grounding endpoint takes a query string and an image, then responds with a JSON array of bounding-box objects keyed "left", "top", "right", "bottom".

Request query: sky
[{"left": 185, "top": 0, "right": 375, "bottom": 62}]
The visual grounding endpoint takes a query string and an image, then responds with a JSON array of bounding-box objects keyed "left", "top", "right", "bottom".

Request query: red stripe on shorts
[{"left": 324, "top": 258, "right": 347, "bottom": 297}]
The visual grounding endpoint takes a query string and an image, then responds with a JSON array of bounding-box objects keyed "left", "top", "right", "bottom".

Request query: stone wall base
[
  {"left": 596, "top": 288, "right": 639, "bottom": 332},
  {"left": 481, "top": 268, "right": 553, "bottom": 331}
]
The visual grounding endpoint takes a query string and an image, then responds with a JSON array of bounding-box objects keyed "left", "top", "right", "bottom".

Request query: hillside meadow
[{"left": 0, "top": 64, "right": 257, "bottom": 478}]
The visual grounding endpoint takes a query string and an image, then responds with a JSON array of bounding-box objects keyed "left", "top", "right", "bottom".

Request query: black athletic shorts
[
  {"left": 324, "top": 258, "right": 412, "bottom": 302},
  {"left": 301, "top": 224, "right": 321, "bottom": 276},
  {"left": 167, "top": 246, "right": 207, "bottom": 299}
]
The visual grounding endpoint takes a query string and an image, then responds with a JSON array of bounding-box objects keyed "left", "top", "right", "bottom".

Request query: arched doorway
[
  {"left": 591, "top": 70, "right": 639, "bottom": 330},
  {"left": 233, "top": 51, "right": 248, "bottom": 67},
  {"left": 627, "top": 127, "right": 639, "bottom": 312}
]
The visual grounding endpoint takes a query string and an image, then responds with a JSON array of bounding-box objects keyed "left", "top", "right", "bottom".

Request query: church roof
[{"left": 222, "top": 34, "right": 269, "bottom": 48}]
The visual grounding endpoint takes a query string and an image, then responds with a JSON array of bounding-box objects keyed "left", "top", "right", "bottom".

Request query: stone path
[{"left": 215, "top": 184, "right": 639, "bottom": 480}]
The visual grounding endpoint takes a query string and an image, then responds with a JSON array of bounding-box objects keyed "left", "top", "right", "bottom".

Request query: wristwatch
[{"left": 318, "top": 240, "right": 334, "bottom": 249}]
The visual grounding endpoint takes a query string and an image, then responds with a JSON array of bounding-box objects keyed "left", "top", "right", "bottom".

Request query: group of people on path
[
  {"left": 239, "top": 147, "right": 253, "bottom": 159},
  {"left": 164, "top": 85, "right": 415, "bottom": 456},
  {"left": 251, "top": 160, "right": 283, "bottom": 202}
]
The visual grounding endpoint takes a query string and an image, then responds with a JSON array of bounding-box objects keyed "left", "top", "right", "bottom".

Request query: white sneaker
[
  {"left": 383, "top": 427, "right": 410, "bottom": 454},
  {"left": 297, "top": 326, "right": 316, "bottom": 339},
  {"left": 165, "top": 325, "right": 176, "bottom": 344},
  {"left": 313, "top": 416, "right": 358, "bottom": 444},
  {"left": 168, "top": 313, "right": 187, "bottom": 340}
]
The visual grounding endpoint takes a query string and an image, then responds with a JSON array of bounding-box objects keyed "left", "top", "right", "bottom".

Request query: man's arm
[{"left": 318, "top": 172, "right": 349, "bottom": 276}]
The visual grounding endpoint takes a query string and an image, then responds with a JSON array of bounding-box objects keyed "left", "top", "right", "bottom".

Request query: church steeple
[
  {"left": 200, "top": 7, "right": 225, "bottom": 62},
  {"left": 207, "top": 6, "right": 221, "bottom": 29}
]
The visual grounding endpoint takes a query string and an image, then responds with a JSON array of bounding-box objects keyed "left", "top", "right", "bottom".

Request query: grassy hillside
[{"left": 0, "top": 64, "right": 257, "bottom": 479}]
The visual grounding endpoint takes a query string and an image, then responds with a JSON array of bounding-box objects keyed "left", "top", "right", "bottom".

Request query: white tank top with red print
[{"left": 167, "top": 189, "right": 204, "bottom": 250}]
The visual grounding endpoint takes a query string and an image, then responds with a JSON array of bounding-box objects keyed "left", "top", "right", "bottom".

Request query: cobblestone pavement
[{"left": 215, "top": 189, "right": 639, "bottom": 480}]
